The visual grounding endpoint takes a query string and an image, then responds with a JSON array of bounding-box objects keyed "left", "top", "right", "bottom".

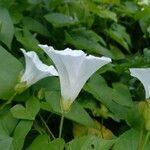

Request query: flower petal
[
  {"left": 39, "top": 45, "right": 86, "bottom": 100},
  {"left": 39, "top": 44, "right": 111, "bottom": 111},
  {"left": 20, "top": 48, "right": 58, "bottom": 87},
  {"left": 73, "top": 55, "right": 111, "bottom": 101},
  {"left": 130, "top": 68, "right": 150, "bottom": 99}
]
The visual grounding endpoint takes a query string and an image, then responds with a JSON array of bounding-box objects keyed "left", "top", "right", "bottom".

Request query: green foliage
[
  {"left": 84, "top": 74, "right": 129, "bottom": 120},
  {"left": 0, "top": 110, "right": 32, "bottom": 149},
  {"left": 0, "top": 0, "right": 150, "bottom": 149},
  {"left": 45, "top": 13, "right": 78, "bottom": 27},
  {"left": 11, "top": 97, "right": 40, "bottom": 120},
  {"left": 0, "top": 46, "right": 22, "bottom": 99},
  {"left": 112, "top": 82, "right": 133, "bottom": 107},
  {"left": 43, "top": 91, "right": 96, "bottom": 128},
  {"left": 0, "top": 8, "right": 14, "bottom": 48},
  {"left": 113, "top": 129, "right": 139, "bottom": 150},
  {"left": 65, "top": 28, "right": 113, "bottom": 57},
  {"left": 66, "top": 136, "right": 116, "bottom": 150},
  {"left": 28, "top": 135, "right": 65, "bottom": 150}
]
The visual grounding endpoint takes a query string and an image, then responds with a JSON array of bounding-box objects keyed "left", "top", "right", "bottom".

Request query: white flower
[
  {"left": 39, "top": 44, "right": 111, "bottom": 112},
  {"left": 16, "top": 49, "right": 58, "bottom": 92},
  {"left": 130, "top": 68, "right": 150, "bottom": 99}
]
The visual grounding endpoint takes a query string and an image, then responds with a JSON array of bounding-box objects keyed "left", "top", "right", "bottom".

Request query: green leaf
[
  {"left": 44, "top": 13, "right": 78, "bottom": 28},
  {"left": 0, "top": 8, "right": 14, "bottom": 48},
  {"left": 28, "top": 0, "right": 42, "bottom": 4},
  {"left": 88, "top": 2, "right": 117, "bottom": 22},
  {"left": 0, "top": 110, "right": 18, "bottom": 137},
  {"left": 143, "top": 132, "right": 150, "bottom": 150},
  {"left": 27, "top": 135, "right": 51, "bottom": 150},
  {"left": 98, "top": 8, "right": 117, "bottom": 22},
  {"left": 0, "top": 136, "right": 13, "bottom": 150},
  {"left": 93, "top": 6, "right": 117, "bottom": 22},
  {"left": 11, "top": 97, "right": 40, "bottom": 120},
  {"left": 83, "top": 30, "right": 107, "bottom": 46},
  {"left": 126, "top": 105, "right": 145, "bottom": 130},
  {"left": 64, "top": 1, "right": 94, "bottom": 27},
  {"left": 0, "top": 110, "right": 32, "bottom": 149},
  {"left": 43, "top": 91, "right": 96, "bottom": 128},
  {"left": 113, "top": 129, "right": 139, "bottom": 150},
  {"left": 112, "top": 83, "right": 133, "bottom": 107},
  {"left": 107, "top": 24, "right": 131, "bottom": 52},
  {"left": 0, "top": 0, "right": 14, "bottom": 8},
  {"left": 0, "top": 46, "right": 22, "bottom": 99},
  {"left": 15, "top": 28, "right": 40, "bottom": 52},
  {"left": 43, "top": 0, "right": 64, "bottom": 10},
  {"left": 28, "top": 135, "right": 65, "bottom": 150},
  {"left": 34, "top": 77, "right": 60, "bottom": 91},
  {"left": 84, "top": 74, "right": 129, "bottom": 120},
  {"left": 65, "top": 29, "right": 113, "bottom": 58},
  {"left": 46, "top": 138, "right": 65, "bottom": 150},
  {"left": 12, "top": 120, "right": 33, "bottom": 150},
  {"left": 66, "top": 136, "right": 116, "bottom": 150},
  {"left": 0, "top": 111, "right": 17, "bottom": 149},
  {"left": 22, "top": 17, "right": 50, "bottom": 37},
  {"left": 135, "top": 6, "right": 150, "bottom": 35},
  {"left": 9, "top": 7, "right": 23, "bottom": 24},
  {"left": 95, "top": 0, "right": 120, "bottom": 4},
  {"left": 110, "top": 45, "right": 125, "bottom": 60}
]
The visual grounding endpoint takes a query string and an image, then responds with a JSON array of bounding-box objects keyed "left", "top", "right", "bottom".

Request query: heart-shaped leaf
[{"left": 11, "top": 97, "right": 40, "bottom": 120}]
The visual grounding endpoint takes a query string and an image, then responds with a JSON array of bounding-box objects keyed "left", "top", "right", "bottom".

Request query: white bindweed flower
[
  {"left": 130, "top": 68, "right": 150, "bottom": 99},
  {"left": 15, "top": 49, "right": 58, "bottom": 93},
  {"left": 39, "top": 44, "right": 111, "bottom": 112}
]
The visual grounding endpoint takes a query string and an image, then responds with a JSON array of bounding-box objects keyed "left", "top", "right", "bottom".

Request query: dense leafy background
[{"left": 0, "top": 0, "right": 150, "bottom": 149}]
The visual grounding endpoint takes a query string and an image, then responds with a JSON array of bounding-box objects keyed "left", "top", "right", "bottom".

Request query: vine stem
[
  {"left": 39, "top": 113, "right": 55, "bottom": 140},
  {"left": 0, "top": 92, "right": 17, "bottom": 110},
  {"left": 141, "top": 131, "right": 150, "bottom": 150},
  {"left": 59, "top": 115, "right": 64, "bottom": 138}
]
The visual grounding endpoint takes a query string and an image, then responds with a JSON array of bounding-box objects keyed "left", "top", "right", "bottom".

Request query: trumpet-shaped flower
[
  {"left": 15, "top": 49, "right": 58, "bottom": 93},
  {"left": 39, "top": 44, "right": 111, "bottom": 112},
  {"left": 130, "top": 68, "right": 150, "bottom": 99}
]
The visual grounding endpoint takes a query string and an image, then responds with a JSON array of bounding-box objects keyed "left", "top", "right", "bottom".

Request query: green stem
[
  {"left": 0, "top": 92, "right": 17, "bottom": 110},
  {"left": 39, "top": 114, "right": 55, "bottom": 140},
  {"left": 59, "top": 115, "right": 64, "bottom": 138},
  {"left": 141, "top": 131, "right": 150, "bottom": 150}
]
